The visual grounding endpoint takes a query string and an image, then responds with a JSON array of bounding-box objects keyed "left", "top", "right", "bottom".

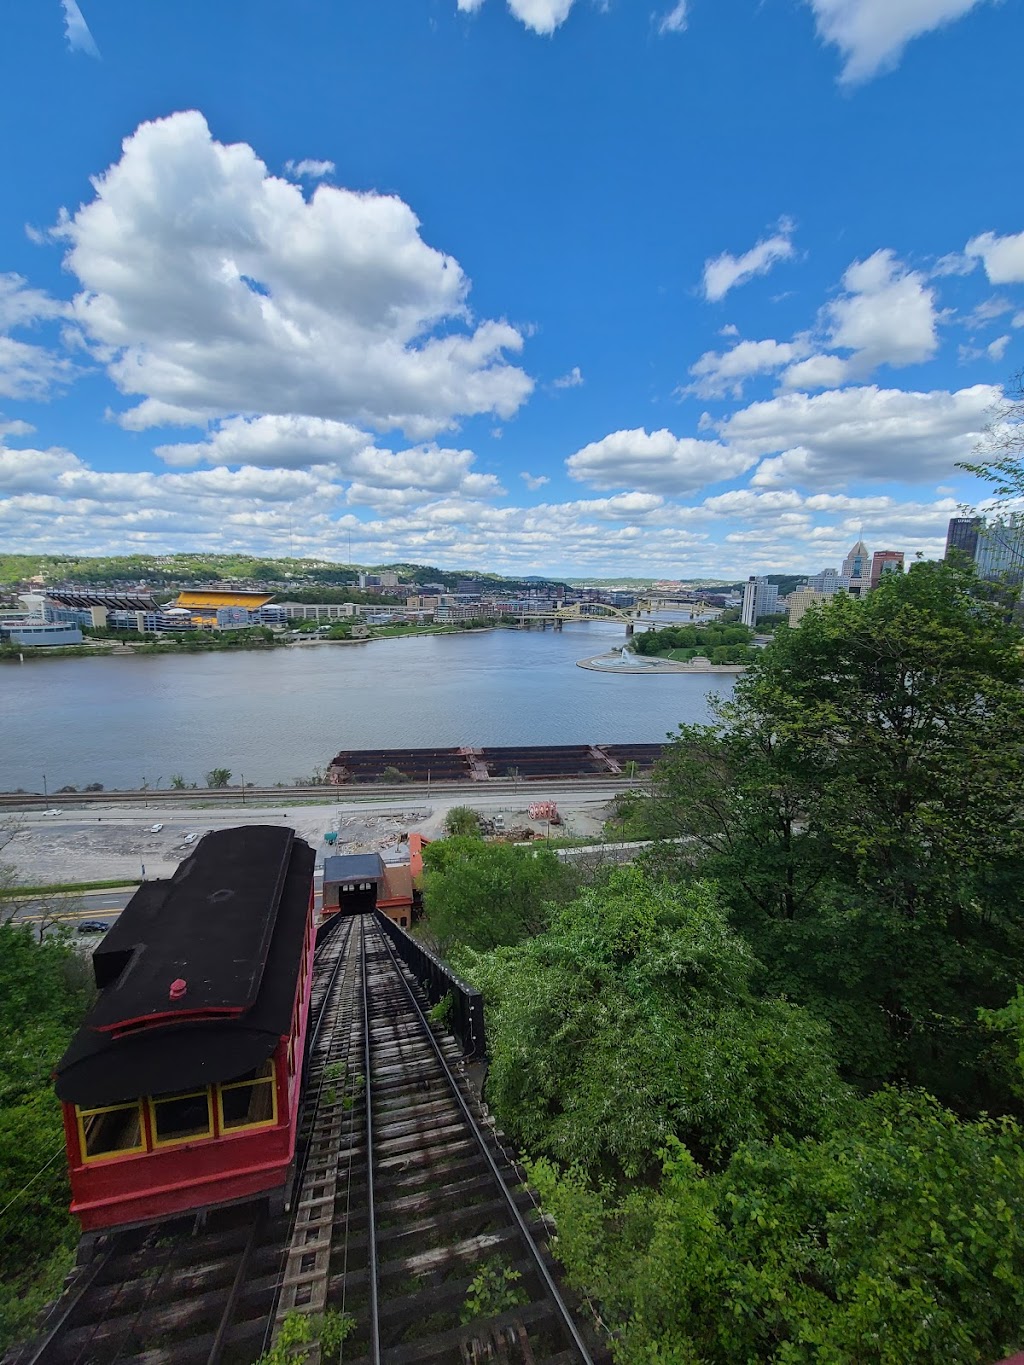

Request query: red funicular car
[{"left": 54, "top": 825, "right": 316, "bottom": 1240}]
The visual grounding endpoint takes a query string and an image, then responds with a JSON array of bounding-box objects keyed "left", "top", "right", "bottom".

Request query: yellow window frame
[
  {"left": 147, "top": 1087, "right": 214, "bottom": 1148},
  {"left": 216, "top": 1062, "right": 278, "bottom": 1135},
  {"left": 76, "top": 1100, "right": 147, "bottom": 1163}
]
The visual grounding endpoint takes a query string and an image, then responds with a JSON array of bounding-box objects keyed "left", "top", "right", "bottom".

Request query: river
[{"left": 0, "top": 619, "right": 735, "bottom": 793}]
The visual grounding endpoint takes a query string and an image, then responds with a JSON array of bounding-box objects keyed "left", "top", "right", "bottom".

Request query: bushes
[{"left": 0, "top": 923, "right": 95, "bottom": 1350}]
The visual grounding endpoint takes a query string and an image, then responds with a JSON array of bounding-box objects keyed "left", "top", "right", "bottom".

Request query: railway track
[
  {"left": 7, "top": 917, "right": 602, "bottom": 1365},
  {"left": 5, "top": 922, "right": 354, "bottom": 1365}
]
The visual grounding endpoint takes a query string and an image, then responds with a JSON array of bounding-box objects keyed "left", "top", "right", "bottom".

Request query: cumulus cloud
[
  {"left": 0, "top": 433, "right": 961, "bottom": 576},
  {"left": 687, "top": 338, "right": 806, "bottom": 399},
  {"left": 61, "top": 0, "right": 100, "bottom": 58},
  {"left": 715, "top": 383, "right": 998, "bottom": 488},
  {"left": 805, "top": 0, "right": 993, "bottom": 85},
  {"left": 566, "top": 427, "right": 757, "bottom": 494},
  {"left": 458, "top": 0, "right": 577, "bottom": 33},
  {"left": 0, "top": 336, "right": 77, "bottom": 401},
  {"left": 657, "top": 2, "right": 689, "bottom": 35},
  {"left": 781, "top": 249, "right": 938, "bottom": 389},
  {"left": 552, "top": 365, "right": 584, "bottom": 389},
  {"left": 285, "top": 159, "right": 336, "bottom": 179},
  {"left": 155, "top": 414, "right": 505, "bottom": 508},
  {"left": 57, "top": 111, "right": 532, "bottom": 440},
  {"left": 0, "top": 274, "right": 67, "bottom": 330},
  {"left": 966, "top": 230, "right": 1024, "bottom": 285},
  {"left": 521, "top": 471, "right": 550, "bottom": 490},
  {"left": 702, "top": 221, "right": 796, "bottom": 303}
]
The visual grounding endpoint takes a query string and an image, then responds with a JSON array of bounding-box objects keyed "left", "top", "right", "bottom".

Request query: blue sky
[{"left": 1, "top": 0, "right": 1023, "bottom": 578}]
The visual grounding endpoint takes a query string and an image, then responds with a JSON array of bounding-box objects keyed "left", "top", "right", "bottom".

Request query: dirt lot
[{"left": 1, "top": 792, "right": 615, "bottom": 886}]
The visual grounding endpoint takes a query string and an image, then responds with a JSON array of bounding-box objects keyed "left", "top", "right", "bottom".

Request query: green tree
[
  {"left": 462, "top": 867, "right": 849, "bottom": 1177},
  {"left": 0, "top": 922, "right": 95, "bottom": 1349},
  {"left": 531, "top": 1090, "right": 1024, "bottom": 1365},
  {"left": 637, "top": 560, "right": 1024, "bottom": 1106},
  {"left": 422, "top": 837, "right": 578, "bottom": 953},
  {"left": 205, "top": 767, "right": 232, "bottom": 788},
  {"left": 169, "top": 773, "right": 187, "bottom": 789},
  {"left": 444, "top": 805, "right": 481, "bottom": 837}
]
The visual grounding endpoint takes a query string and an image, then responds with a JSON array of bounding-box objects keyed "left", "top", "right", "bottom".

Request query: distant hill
[{"left": 0, "top": 553, "right": 569, "bottom": 594}]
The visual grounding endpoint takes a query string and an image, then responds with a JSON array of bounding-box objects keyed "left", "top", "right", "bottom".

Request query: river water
[{"left": 0, "top": 619, "right": 735, "bottom": 793}]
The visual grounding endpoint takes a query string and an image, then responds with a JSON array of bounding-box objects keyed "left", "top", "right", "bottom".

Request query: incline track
[{"left": 7, "top": 916, "right": 601, "bottom": 1365}]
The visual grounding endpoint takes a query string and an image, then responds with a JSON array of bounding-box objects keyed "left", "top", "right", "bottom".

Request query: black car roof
[{"left": 55, "top": 826, "right": 314, "bottom": 1107}]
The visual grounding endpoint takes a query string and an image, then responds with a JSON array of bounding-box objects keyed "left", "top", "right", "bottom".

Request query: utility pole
[{"left": 42, "top": 773, "right": 47, "bottom": 798}]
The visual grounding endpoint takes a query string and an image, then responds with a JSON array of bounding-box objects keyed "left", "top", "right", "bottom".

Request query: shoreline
[
  {"left": 0, "top": 624, "right": 498, "bottom": 663},
  {"left": 577, "top": 650, "right": 749, "bottom": 675}
]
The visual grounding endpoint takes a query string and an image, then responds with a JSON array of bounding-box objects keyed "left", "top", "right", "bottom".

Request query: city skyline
[{"left": 1, "top": 2, "right": 1023, "bottom": 576}]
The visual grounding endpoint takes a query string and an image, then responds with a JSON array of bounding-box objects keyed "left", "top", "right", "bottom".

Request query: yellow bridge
[{"left": 511, "top": 598, "right": 723, "bottom": 633}]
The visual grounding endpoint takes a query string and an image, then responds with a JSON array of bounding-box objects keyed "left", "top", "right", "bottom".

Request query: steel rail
[
  {"left": 12, "top": 1245, "right": 114, "bottom": 1365},
  {"left": 360, "top": 916, "right": 382, "bottom": 1365},
  {"left": 204, "top": 1209, "right": 266, "bottom": 1365},
  {"left": 371, "top": 919, "right": 596, "bottom": 1365}
]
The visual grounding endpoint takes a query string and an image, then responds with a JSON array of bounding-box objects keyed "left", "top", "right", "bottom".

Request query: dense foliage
[
  {"left": 632, "top": 621, "right": 757, "bottom": 664},
  {"left": 428, "top": 557, "right": 1024, "bottom": 1362},
  {"left": 531, "top": 1091, "right": 1024, "bottom": 1364},
  {"left": 634, "top": 560, "right": 1024, "bottom": 1109},
  {"left": 459, "top": 868, "right": 849, "bottom": 1176},
  {"left": 421, "top": 838, "right": 578, "bottom": 951},
  {"left": 0, "top": 923, "right": 95, "bottom": 1349}
]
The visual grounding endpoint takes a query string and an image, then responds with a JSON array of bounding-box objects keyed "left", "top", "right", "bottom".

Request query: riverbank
[
  {"left": 577, "top": 649, "right": 749, "bottom": 674},
  {"left": 0, "top": 621, "right": 497, "bottom": 663}
]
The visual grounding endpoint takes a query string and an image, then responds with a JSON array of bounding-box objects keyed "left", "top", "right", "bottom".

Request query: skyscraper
[
  {"left": 945, "top": 517, "right": 981, "bottom": 561},
  {"left": 870, "top": 550, "right": 904, "bottom": 589},
  {"left": 974, "top": 517, "right": 1024, "bottom": 586},
  {"left": 741, "top": 576, "right": 779, "bottom": 627},
  {"left": 806, "top": 567, "right": 840, "bottom": 596},
  {"left": 840, "top": 540, "right": 871, "bottom": 597}
]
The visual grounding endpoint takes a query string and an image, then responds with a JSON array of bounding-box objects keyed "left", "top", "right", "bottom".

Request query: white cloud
[
  {"left": 521, "top": 471, "right": 550, "bottom": 490},
  {"left": 459, "top": 0, "right": 576, "bottom": 32},
  {"left": 553, "top": 365, "right": 584, "bottom": 389},
  {"left": 805, "top": 0, "right": 992, "bottom": 85},
  {"left": 702, "top": 221, "right": 796, "bottom": 302},
  {"left": 988, "top": 335, "right": 1011, "bottom": 362},
  {"left": 0, "top": 434, "right": 963, "bottom": 576},
  {"left": 0, "top": 274, "right": 67, "bottom": 330},
  {"left": 964, "top": 297, "right": 1014, "bottom": 329},
  {"left": 61, "top": 0, "right": 100, "bottom": 58},
  {"left": 285, "top": 159, "right": 336, "bottom": 180},
  {"left": 657, "top": 2, "right": 689, "bottom": 35},
  {"left": 0, "top": 415, "right": 35, "bottom": 439},
  {"left": 781, "top": 249, "right": 938, "bottom": 388},
  {"left": 688, "top": 338, "right": 805, "bottom": 399},
  {"left": 57, "top": 111, "right": 532, "bottom": 440},
  {"left": 156, "top": 414, "right": 504, "bottom": 506},
  {"left": 715, "top": 383, "right": 998, "bottom": 488},
  {"left": 0, "top": 336, "right": 76, "bottom": 401},
  {"left": 566, "top": 427, "right": 757, "bottom": 494},
  {"left": 966, "top": 230, "right": 1024, "bottom": 285},
  {"left": 156, "top": 414, "right": 375, "bottom": 470}
]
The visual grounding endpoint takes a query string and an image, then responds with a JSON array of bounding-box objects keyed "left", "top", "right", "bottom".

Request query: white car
[
  {"left": 42, "top": 809, "right": 61, "bottom": 816},
  {"left": 149, "top": 823, "right": 164, "bottom": 833},
  {"left": 183, "top": 832, "right": 199, "bottom": 843}
]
